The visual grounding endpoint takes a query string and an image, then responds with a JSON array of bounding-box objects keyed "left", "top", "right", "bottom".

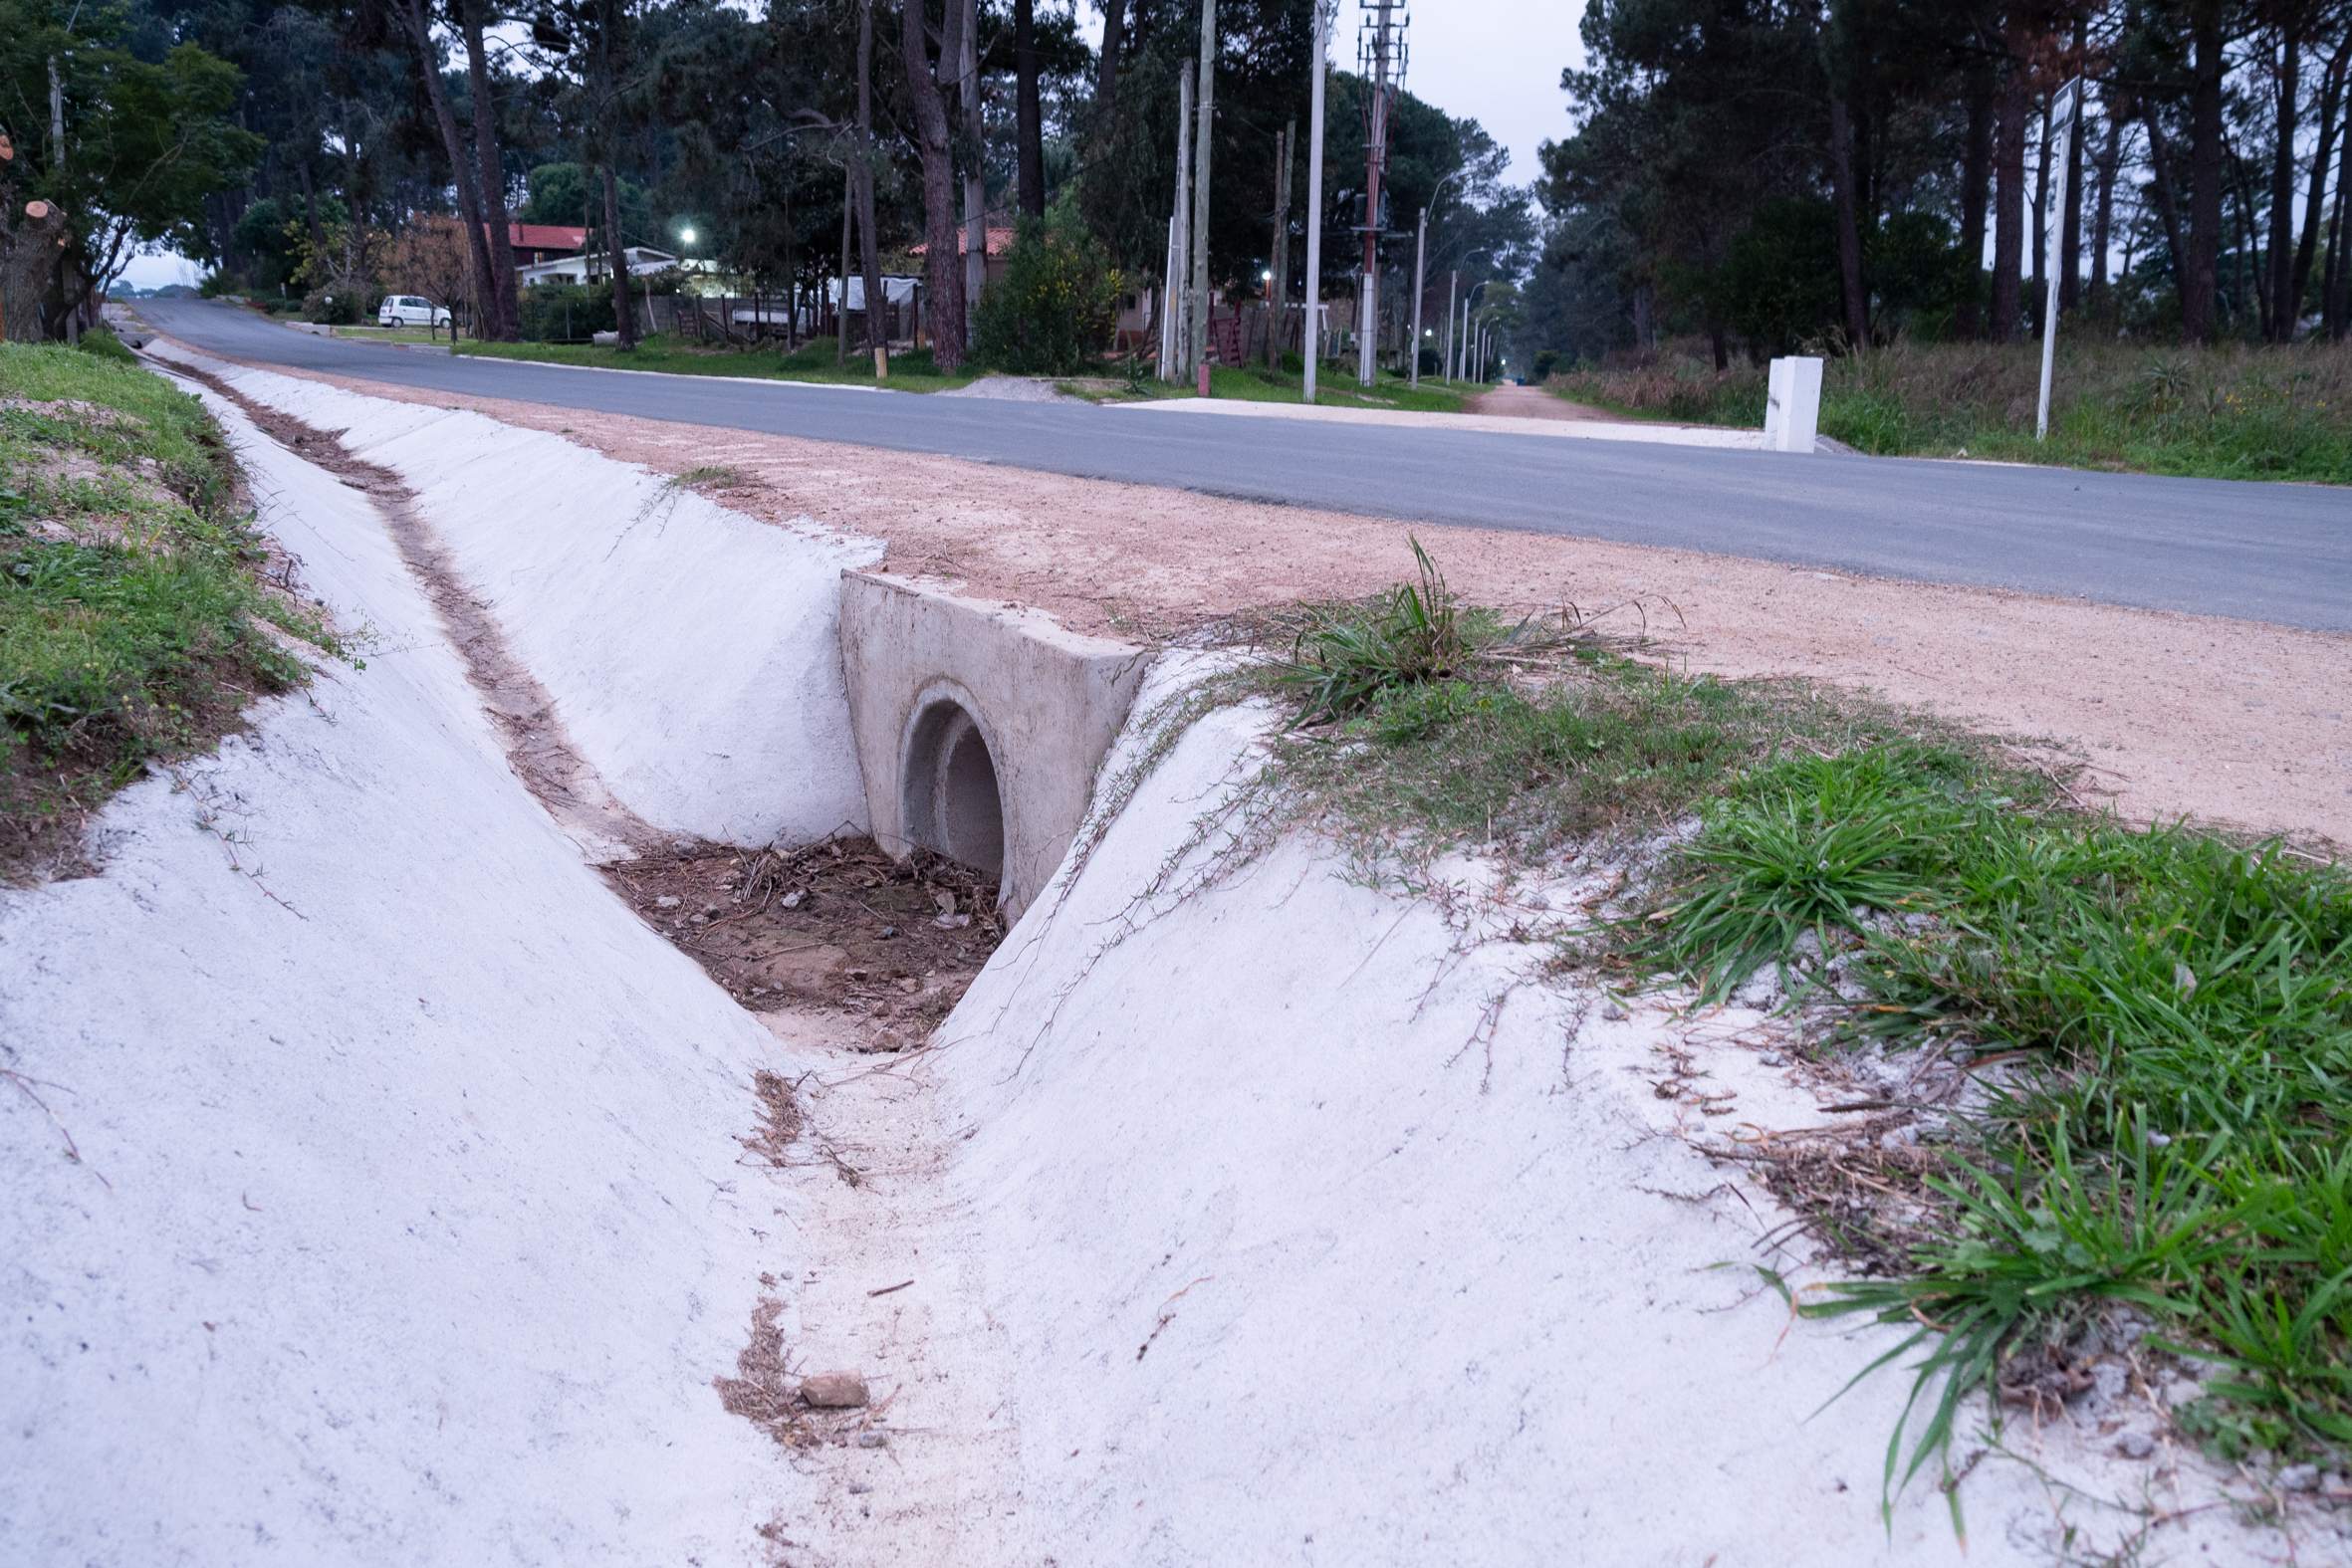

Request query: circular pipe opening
[{"left": 901, "top": 699, "right": 1005, "bottom": 882}]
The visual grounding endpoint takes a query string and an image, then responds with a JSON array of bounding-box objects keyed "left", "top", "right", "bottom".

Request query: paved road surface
[{"left": 136, "top": 299, "right": 2350, "bottom": 632}]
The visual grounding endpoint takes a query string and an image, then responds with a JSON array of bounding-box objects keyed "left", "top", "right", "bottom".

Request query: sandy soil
[{"left": 219, "top": 359, "right": 2352, "bottom": 847}]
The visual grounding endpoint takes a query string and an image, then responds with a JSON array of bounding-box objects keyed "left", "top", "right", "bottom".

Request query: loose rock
[{"left": 799, "top": 1370, "right": 869, "bottom": 1409}]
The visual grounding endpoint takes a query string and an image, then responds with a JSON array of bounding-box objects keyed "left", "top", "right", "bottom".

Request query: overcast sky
[{"left": 1390, "top": 0, "right": 1584, "bottom": 190}]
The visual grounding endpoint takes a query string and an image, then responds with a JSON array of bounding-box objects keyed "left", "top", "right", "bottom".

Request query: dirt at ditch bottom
[{"left": 600, "top": 836, "right": 1005, "bottom": 1052}]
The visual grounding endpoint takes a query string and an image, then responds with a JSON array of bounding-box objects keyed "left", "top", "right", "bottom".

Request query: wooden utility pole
[
  {"left": 1355, "top": 0, "right": 1404, "bottom": 383},
  {"left": 1268, "top": 120, "right": 1292, "bottom": 370}
]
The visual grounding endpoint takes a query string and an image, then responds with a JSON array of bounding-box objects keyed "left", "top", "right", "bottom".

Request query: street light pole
[
  {"left": 1301, "top": 0, "right": 1331, "bottom": 404},
  {"left": 1410, "top": 170, "right": 1462, "bottom": 392}
]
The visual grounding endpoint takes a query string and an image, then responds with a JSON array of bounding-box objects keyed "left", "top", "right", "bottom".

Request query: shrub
[
  {"left": 517, "top": 283, "right": 616, "bottom": 342},
  {"left": 972, "top": 206, "right": 1123, "bottom": 375}
]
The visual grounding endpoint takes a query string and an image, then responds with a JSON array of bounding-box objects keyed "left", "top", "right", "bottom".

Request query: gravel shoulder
[{"left": 216, "top": 359, "right": 2352, "bottom": 850}]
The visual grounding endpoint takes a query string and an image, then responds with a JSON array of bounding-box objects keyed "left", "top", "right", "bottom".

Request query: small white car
[{"left": 377, "top": 295, "right": 452, "bottom": 328}]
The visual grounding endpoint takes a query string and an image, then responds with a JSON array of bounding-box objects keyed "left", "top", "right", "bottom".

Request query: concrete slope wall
[
  {"left": 930, "top": 662, "right": 2154, "bottom": 1568},
  {"left": 151, "top": 344, "right": 877, "bottom": 847},
  {"left": 1, "top": 392, "right": 799, "bottom": 1564}
]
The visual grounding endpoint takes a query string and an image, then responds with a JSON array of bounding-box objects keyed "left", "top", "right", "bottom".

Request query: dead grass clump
[
  {"left": 739, "top": 1069, "right": 802, "bottom": 1165},
  {"left": 713, "top": 1295, "right": 804, "bottom": 1446}
]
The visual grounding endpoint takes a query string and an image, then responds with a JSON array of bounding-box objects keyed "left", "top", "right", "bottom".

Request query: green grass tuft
[{"left": 1628, "top": 745, "right": 2352, "bottom": 1501}]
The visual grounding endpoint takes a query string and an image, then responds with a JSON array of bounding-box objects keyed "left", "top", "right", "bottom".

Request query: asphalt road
[{"left": 137, "top": 298, "right": 2350, "bottom": 633}]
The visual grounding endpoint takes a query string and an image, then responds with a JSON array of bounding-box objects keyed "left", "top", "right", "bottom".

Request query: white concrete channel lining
[{"left": 6, "top": 350, "right": 2316, "bottom": 1566}]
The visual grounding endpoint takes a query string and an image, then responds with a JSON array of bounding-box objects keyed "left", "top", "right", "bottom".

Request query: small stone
[
  {"left": 655, "top": 895, "right": 682, "bottom": 910},
  {"left": 1600, "top": 1002, "right": 1627, "bottom": 1021},
  {"left": 2166, "top": 1380, "right": 2206, "bottom": 1408},
  {"left": 1759, "top": 1051, "right": 1785, "bottom": 1067},
  {"left": 799, "top": 1371, "right": 869, "bottom": 1409},
  {"left": 847, "top": 1481, "right": 872, "bottom": 1494},
  {"left": 671, "top": 839, "right": 694, "bottom": 855},
  {"left": 2115, "top": 1430, "right": 2157, "bottom": 1459},
  {"left": 2277, "top": 1463, "right": 2320, "bottom": 1492},
  {"left": 855, "top": 1431, "right": 889, "bottom": 1450},
  {"left": 897, "top": 978, "right": 922, "bottom": 994},
  {"left": 703, "top": 904, "right": 722, "bottom": 917},
  {"left": 780, "top": 890, "right": 805, "bottom": 909}
]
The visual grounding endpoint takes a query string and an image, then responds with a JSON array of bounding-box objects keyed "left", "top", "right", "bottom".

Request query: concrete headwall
[{"left": 837, "top": 571, "right": 1148, "bottom": 916}]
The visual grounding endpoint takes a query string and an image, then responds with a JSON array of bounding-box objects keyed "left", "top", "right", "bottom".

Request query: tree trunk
[
  {"left": 1828, "top": 97, "right": 1868, "bottom": 347},
  {"left": 2267, "top": 23, "right": 2302, "bottom": 340},
  {"left": 2330, "top": 95, "right": 2352, "bottom": 337},
  {"left": 1992, "top": 43, "right": 2027, "bottom": 344},
  {"left": 462, "top": 0, "right": 519, "bottom": 340},
  {"left": 395, "top": 0, "right": 501, "bottom": 343},
  {"left": 2183, "top": 0, "right": 2227, "bottom": 342},
  {"left": 2291, "top": 36, "right": 2351, "bottom": 337},
  {"left": 1093, "top": 0, "right": 1127, "bottom": 136},
  {"left": 2090, "top": 105, "right": 2123, "bottom": 307},
  {"left": 1958, "top": 69, "right": 1993, "bottom": 339},
  {"left": 2234, "top": 150, "right": 2264, "bottom": 334},
  {"left": 836, "top": 177, "right": 852, "bottom": 363},
  {"left": 2060, "top": 24, "right": 2086, "bottom": 311},
  {"left": 903, "top": 0, "right": 966, "bottom": 368},
  {"left": 2141, "top": 108, "right": 2190, "bottom": 300},
  {"left": 298, "top": 160, "right": 329, "bottom": 283},
  {"left": 0, "top": 198, "right": 71, "bottom": 343},
  {"left": 602, "top": 163, "right": 636, "bottom": 349},
  {"left": 1015, "top": 0, "right": 1044, "bottom": 218}
]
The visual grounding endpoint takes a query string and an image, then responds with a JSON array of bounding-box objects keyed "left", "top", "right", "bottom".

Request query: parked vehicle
[{"left": 377, "top": 295, "right": 453, "bottom": 329}]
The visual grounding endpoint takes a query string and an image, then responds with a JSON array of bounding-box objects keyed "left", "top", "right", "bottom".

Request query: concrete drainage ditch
[{"left": 837, "top": 570, "right": 1148, "bottom": 917}]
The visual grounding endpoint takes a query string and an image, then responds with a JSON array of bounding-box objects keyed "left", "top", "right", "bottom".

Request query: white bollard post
[{"left": 1764, "top": 355, "right": 1823, "bottom": 453}]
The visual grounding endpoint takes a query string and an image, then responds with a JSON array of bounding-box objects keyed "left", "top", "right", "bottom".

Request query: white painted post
[
  {"left": 2037, "top": 78, "right": 2080, "bottom": 442},
  {"left": 1764, "top": 356, "right": 1823, "bottom": 452}
]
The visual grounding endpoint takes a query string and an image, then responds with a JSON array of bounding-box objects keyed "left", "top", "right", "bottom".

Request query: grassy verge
[
  {"left": 1546, "top": 338, "right": 2352, "bottom": 482},
  {"left": 1072, "top": 357, "right": 1478, "bottom": 415},
  {"left": 1213, "top": 544, "right": 2347, "bottom": 1502},
  {"left": 1, "top": 342, "right": 344, "bottom": 879},
  {"left": 452, "top": 334, "right": 985, "bottom": 393},
  {"left": 332, "top": 325, "right": 456, "bottom": 345}
]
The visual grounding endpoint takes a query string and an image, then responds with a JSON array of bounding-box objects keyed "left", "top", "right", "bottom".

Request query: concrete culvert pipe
[{"left": 902, "top": 699, "right": 1007, "bottom": 882}]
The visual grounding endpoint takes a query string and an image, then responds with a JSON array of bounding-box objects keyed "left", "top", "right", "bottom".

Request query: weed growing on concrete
[
  {"left": 0, "top": 343, "right": 345, "bottom": 879},
  {"left": 1625, "top": 745, "right": 2352, "bottom": 1513}
]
